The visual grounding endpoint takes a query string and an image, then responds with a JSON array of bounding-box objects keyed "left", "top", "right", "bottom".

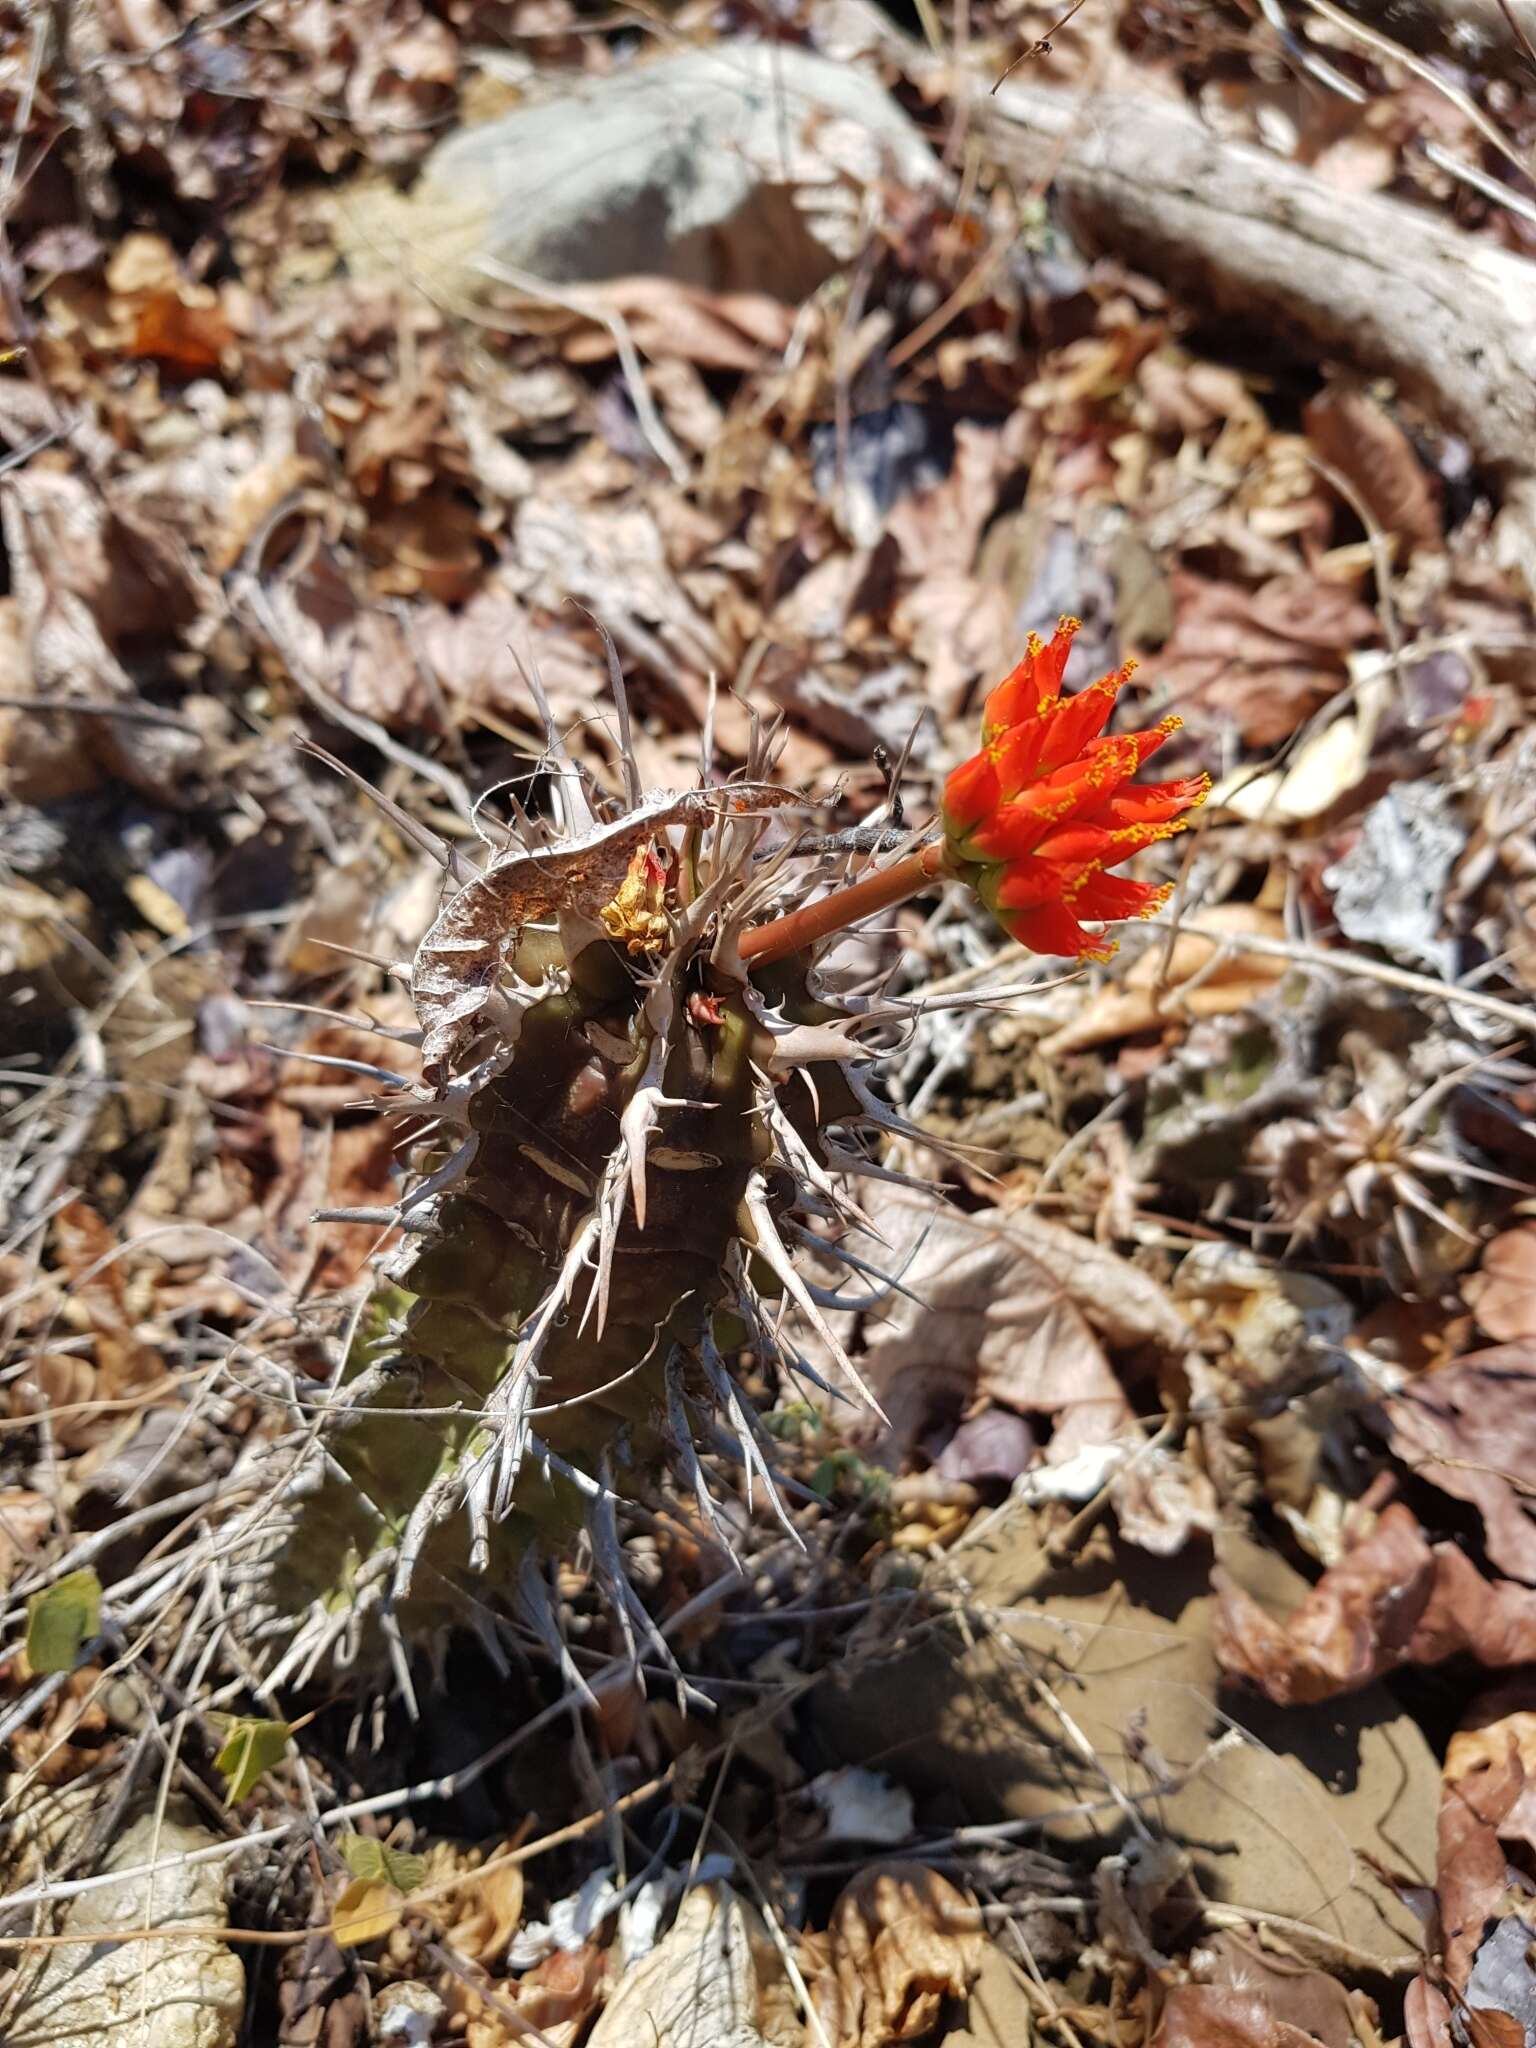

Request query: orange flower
[{"left": 942, "top": 617, "right": 1209, "bottom": 961}]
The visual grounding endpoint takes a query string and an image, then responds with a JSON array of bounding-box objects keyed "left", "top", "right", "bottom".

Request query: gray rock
[
  {"left": 341, "top": 42, "right": 940, "bottom": 303},
  {"left": 6, "top": 1809, "right": 245, "bottom": 2048}
]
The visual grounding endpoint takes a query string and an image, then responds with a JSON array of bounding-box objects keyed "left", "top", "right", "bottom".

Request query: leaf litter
[{"left": 5, "top": 0, "right": 1536, "bottom": 2043}]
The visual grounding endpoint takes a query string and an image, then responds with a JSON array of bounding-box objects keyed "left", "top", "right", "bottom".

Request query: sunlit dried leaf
[
  {"left": 826, "top": 1188, "right": 1142, "bottom": 1465},
  {"left": 1214, "top": 1502, "right": 1536, "bottom": 1704},
  {"left": 443, "top": 1853, "right": 525, "bottom": 1964},
  {"left": 332, "top": 1878, "right": 404, "bottom": 1949},
  {"left": 1466, "top": 2008, "right": 1526, "bottom": 2048},
  {"left": 1158, "top": 570, "right": 1376, "bottom": 747},
  {"left": 1466, "top": 1232, "right": 1536, "bottom": 1346},
  {"left": 1154, "top": 1982, "right": 1321, "bottom": 2046},
  {"left": 0, "top": 1492, "right": 53, "bottom": 1595},
  {"left": 568, "top": 277, "right": 795, "bottom": 372},
  {"left": 585, "top": 1883, "right": 793, "bottom": 2046},
  {"left": 129, "top": 292, "right": 234, "bottom": 374},
  {"left": 809, "top": 1864, "right": 985, "bottom": 2048},
  {"left": 1040, "top": 904, "right": 1289, "bottom": 1058}
]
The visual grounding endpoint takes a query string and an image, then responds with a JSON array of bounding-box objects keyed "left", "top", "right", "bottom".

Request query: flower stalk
[{"left": 738, "top": 841, "right": 946, "bottom": 965}]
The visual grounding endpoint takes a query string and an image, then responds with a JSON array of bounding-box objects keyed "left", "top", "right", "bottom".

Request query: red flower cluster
[{"left": 942, "top": 618, "right": 1209, "bottom": 961}]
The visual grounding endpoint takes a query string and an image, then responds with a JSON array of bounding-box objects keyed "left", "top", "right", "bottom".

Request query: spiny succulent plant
[{"left": 240, "top": 624, "right": 1204, "bottom": 1699}]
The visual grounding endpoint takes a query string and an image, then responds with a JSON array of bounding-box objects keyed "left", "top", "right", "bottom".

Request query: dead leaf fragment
[
  {"left": 1304, "top": 385, "right": 1441, "bottom": 551},
  {"left": 1383, "top": 1346, "right": 1536, "bottom": 1584},
  {"left": 1158, "top": 570, "right": 1377, "bottom": 748},
  {"left": 830, "top": 1188, "right": 1141, "bottom": 1466},
  {"left": 1213, "top": 1502, "right": 1536, "bottom": 1704},
  {"left": 444, "top": 1855, "right": 525, "bottom": 1964},
  {"left": 1039, "top": 904, "right": 1289, "bottom": 1059},
  {"left": 808, "top": 1865, "right": 986, "bottom": 2048},
  {"left": 585, "top": 1883, "right": 794, "bottom": 2047},
  {"left": 0, "top": 1492, "right": 52, "bottom": 1594},
  {"left": 332, "top": 1877, "right": 404, "bottom": 1948},
  {"left": 1154, "top": 1983, "right": 1324, "bottom": 2047},
  {"left": 1467, "top": 1231, "right": 1536, "bottom": 1345}
]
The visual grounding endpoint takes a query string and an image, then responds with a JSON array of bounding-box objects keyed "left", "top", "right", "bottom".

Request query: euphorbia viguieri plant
[{"left": 249, "top": 621, "right": 1205, "bottom": 1699}]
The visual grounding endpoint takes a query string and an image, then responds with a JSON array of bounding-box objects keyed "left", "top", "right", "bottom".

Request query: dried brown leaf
[
  {"left": 1304, "top": 386, "right": 1441, "bottom": 551},
  {"left": 810, "top": 1865, "right": 985, "bottom": 2048},
  {"left": 1438, "top": 1729, "right": 1525, "bottom": 1991},
  {"left": 1202, "top": 1933, "right": 1360, "bottom": 2048},
  {"left": 1384, "top": 1346, "right": 1536, "bottom": 1583},
  {"left": 1038, "top": 904, "right": 1289, "bottom": 1058},
  {"left": 0, "top": 469, "right": 204, "bottom": 801},
  {"left": 585, "top": 1885, "right": 793, "bottom": 2047},
  {"left": 1466, "top": 1232, "right": 1536, "bottom": 1346},
  {"left": 444, "top": 1860, "right": 525, "bottom": 1966},
  {"left": 128, "top": 292, "right": 234, "bottom": 374},
  {"left": 834, "top": 1189, "right": 1148, "bottom": 1466},
  {"left": 565, "top": 278, "right": 795, "bottom": 372},
  {"left": 1111, "top": 1446, "right": 1218, "bottom": 1557},
  {"left": 1158, "top": 571, "right": 1377, "bottom": 747},
  {"left": 1404, "top": 1975, "right": 1454, "bottom": 2048},
  {"left": 1153, "top": 1983, "right": 1321, "bottom": 2047},
  {"left": 1213, "top": 1502, "right": 1536, "bottom": 1704},
  {"left": 1466, "top": 2011, "right": 1526, "bottom": 2048},
  {"left": 0, "top": 1492, "right": 53, "bottom": 1596}
]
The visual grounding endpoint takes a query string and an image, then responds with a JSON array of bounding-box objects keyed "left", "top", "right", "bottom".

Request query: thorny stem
[{"left": 738, "top": 841, "right": 947, "bottom": 966}]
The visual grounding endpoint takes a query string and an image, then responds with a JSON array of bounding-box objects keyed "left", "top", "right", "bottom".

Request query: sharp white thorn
[{"left": 742, "top": 1176, "right": 889, "bottom": 1426}]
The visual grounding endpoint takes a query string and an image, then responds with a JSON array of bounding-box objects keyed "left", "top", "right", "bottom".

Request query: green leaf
[
  {"left": 382, "top": 1848, "right": 426, "bottom": 1893},
  {"left": 338, "top": 1834, "right": 425, "bottom": 1893},
  {"left": 25, "top": 1568, "right": 102, "bottom": 1674},
  {"left": 212, "top": 1717, "right": 291, "bottom": 1803}
]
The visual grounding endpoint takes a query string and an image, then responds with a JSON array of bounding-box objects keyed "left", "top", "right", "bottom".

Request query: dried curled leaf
[
  {"left": 332, "top": 1878, "right": 404, "bottom": 1950},
  {"left": 442, "top": 1853, "right": 525, "bottom": 1964},
  {"left": 1466, "top": 1230, "right": 1536, "bottom": 1345},
  {"left": 1213, "top": 1503, "right": 1536, "bottom": 1705},
  {"left": 1038, "top": 902, "right": 1288, "bottom": 1058},
  {"left": 1384, "top": 1346, "right": 1536, "bottom": 1584},
  {"left": 585, "top": 1883, "right": 793, "bottom": 2047},
  {"left": 1154, "top": 1982, "right": 1328, "bottom": 2046},
  {"left": 807, "top": 1864, "right": 985, "bottom": 2048},
  {"left": 1304, "top": 385, "right": 1441, "bottom": 551},
  {"left": 1403, "top": 1687, "right": 1536, "bottom": 2042}
]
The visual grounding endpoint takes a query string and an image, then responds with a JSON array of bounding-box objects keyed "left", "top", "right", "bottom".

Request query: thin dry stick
[
  {"left": 1496, "top": 0, "right": 1536, "bottom": 71},
  {"left": 0, "top": 694, "right": 201, "bottom": 731},
  {"left": 1150, "top": 918, "right": 1536, "bottom": 1040},
  {"left": 1421, "top": 138, "right": 1536, "bottom": 227},
  {"left": 991, "top": 0, "right": 1090, "bottom": 90},
  {"left": 0, "top": 1765, "right": 677, "bottom": 1951},
  {"left": 1300, "top": 0, "right": 1536, "bottom": 182}
]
